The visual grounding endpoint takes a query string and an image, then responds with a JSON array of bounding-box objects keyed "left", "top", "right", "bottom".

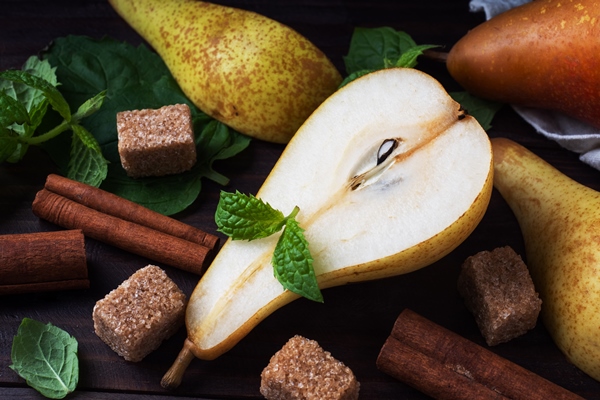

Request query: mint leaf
[
  {"left": 69, "top": 124, "right": 108, "bottom": 186},
  {"left": 0, "top": 56, "right": 57, "bottom": 118},
  {"left": 0, "top": 130, "right": 20, "bottom": 163},
  {"left": 338, "top": 69, "right": 376, "bottom": 89},
  {"left": 72, "top": 90, "right": 107, "bottom": 120},
  {"left": 0, "top": 89, "right": 30, "bottom": 127},
  {"left": 0, "top": 70, "right": 71, "bottom": 122},
  {"left": 216, "top": 191, "right": 286, "bottom": 240},
  {"left": 343, "top": 27, "right": 435, "bottom": 74},
  {"left": 341, "top": 27, "right": 438, "bottom": 88},
  {"left": 273, "top": 218, "right": 322, "bottom": 303},
  {"left": 393, "top": 44, "right": 439, "bottom": 68},
  {"left": 10, "top": 318, "right": 79, "bottom": 399},
  {"left": 43, "top": 35, "right": 250, "bottom": 215},
  {"left": 0, "top": 57, "right": 55, "bottom": 153},
  {"left": 0, "top": 58, "right": 107, "bottom": 173},
  {"left": 215, "top": 191, "right": 323, "bottom": 302}
]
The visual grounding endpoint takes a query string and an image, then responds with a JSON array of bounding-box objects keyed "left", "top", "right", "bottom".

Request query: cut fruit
[{"left": 162, "top": 67, "right": 494, "bottom": 388}]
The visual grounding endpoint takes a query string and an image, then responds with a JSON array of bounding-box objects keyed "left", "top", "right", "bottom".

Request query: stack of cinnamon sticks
[
  {"left": 377, "top": 309, "right": 584, "bottom": 400},
  {"left": 2, "top": 174, "right": 221, "bottom": 295},
  {"left": 31, "top": 174, "right": 219, "bottom": 275}
]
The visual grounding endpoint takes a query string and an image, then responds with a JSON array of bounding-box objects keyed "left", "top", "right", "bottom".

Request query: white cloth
[{"left": 468, "top": 0, "right": 600, "bottom": 169}]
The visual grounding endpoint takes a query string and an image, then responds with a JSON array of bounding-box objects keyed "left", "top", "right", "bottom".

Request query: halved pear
[{"left": 162, "top": 67, "right": 494, "bottom": 388}]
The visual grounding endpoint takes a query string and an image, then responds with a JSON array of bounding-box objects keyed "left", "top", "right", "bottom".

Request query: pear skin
[
  {"left": 492, "top": 137, "right": 600, "bottom": 382},
  {"left": 161, "top": 68, "right": 494, "bottom": 388},
  {"left": 108, "top": 0, "right": 342, "bottom": 143},
  {"left": 447, "top": 0, "right": 600, "bottom": 128}
]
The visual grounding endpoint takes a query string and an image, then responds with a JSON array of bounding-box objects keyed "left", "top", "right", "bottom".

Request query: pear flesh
[
  {"left": 447, "top": 0, "right": 600, "bottom": 128},
  {"left": 492, "top": 137, "right": 600, "bottom": 382},
  {"left": 108, "top": 0, "right": 342, "bottom": 143},
  {"left": 175, "top": 68, "right": 494, "bottom": 369}
]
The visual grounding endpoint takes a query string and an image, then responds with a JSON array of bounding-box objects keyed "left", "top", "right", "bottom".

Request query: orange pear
[{"left": 447, "top": 0, "right": 600, "bottom": 128}]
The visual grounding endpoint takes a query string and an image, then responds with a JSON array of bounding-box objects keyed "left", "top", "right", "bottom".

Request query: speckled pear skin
[
  {"left": 108, "top": 0, "right": 342, "bottom": 143},
  {"left": 492, "top": 137, "right": 600, "bottom": 382},
  {"left": 447, "top": 0, "right": 600, "bottom": 128}
]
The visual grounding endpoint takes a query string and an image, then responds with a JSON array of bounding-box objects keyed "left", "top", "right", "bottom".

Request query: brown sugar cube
[
  {"left": 260, "top": 335, "right": 360, "bottom": 400},
  {"left": 92, "top": 265, "right": 186, "bottom": 362},
  {"left": 117, "top": 104, "right": 196, "bottom": 178},
  {"left": 457, "top": 246, "right": 542, "bottom": 346}
]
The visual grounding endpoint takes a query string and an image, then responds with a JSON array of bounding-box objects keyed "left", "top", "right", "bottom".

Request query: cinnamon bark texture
[
  {"left": 0, "top": 230, "right": 88, "bottom": 295},
  {"left": 32, "top": 175, "right": 219, "bottom": 275},
  {"left": 44, "top": 174, "right": 219, "bottom": 249},
  {"left": 376, "top": 309, "right": 583, "bottom": 400}
]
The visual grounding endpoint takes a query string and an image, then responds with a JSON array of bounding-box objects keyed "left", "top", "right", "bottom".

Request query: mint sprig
[
  {"left": 0, "top": 56, "right": 108, "bottom": 187},
  {"left": 216, "top": 191, "right": 323, "bottom": 303},
  {"left": 10, "top": 318, "right": 79, "bottom": 399}
]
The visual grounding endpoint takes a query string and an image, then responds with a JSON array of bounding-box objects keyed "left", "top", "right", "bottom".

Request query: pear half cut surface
[
  {"left": 162, "top": 68, "right": 493, "bottom": 388},
  {"left": 492, "top": 137, "right": 600, "bottom": 382}
]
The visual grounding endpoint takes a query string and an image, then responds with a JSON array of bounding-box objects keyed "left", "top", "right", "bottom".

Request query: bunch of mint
[{"left": 0, "top": 57, "right": 107, "bottom": 186}]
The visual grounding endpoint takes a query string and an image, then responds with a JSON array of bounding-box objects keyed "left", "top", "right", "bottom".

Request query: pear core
[{"left": 184, "top": 68, "right": 494, "bottom": 361}]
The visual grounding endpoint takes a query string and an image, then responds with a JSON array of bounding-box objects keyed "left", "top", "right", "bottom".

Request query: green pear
[
  {"left": 492, "top": 137, "right": 600, "bottom": 382},
  {"left": 446, "top": 0, "right": 600, "bottom": 129},
  {"left": 108, "top": 0, "right": 342, "bottom": 143},
  {"left": 161, "top": 68, "right": 494, "bottom": 388}
]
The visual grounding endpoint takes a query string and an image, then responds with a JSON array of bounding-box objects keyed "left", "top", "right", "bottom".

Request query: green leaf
[
  {"left": 450, "top": 91, "right": 503, "bottom": 131},
  {"left": 338, "top": 69, "right": 376, "bottom": 89},
  {"left": 69, "top": 124, "right": 108, "bottom": 187},
  {"left": 72, "top": 90, "right": 107, "bottom": 121},
  {"left": 0, "top": 89, "right": 30, "bottom": 127},
  {"left": 42, "top": 35, "right": 250, "bottom": 215},
  {"left": 0, "top": 56, "right": 57, "bottom": 116},
  {"left": 0, "top": 58, "right": 58, "bottom": 162},
  {"left": 215, "top": 191, "right": 322, "bottom": 302},
  {"left": 0, "top": 70, "right": 71, "bottom": 122},
  {"left": 273, "top": 218, "right": 322, "bottom": 303},
  {"left": 393, "top": 44, "right": 439, "bottom": 68},
  {"left": 216, "top": 191, "right": 286, "bottom": 240},
  {"left": 343, "top": 27, "right": 428, "bottom": 74},
  {"left": 341, "top": 27, "right": 438, "bottom": 87},
  {"left": 10, "top": 318, "right": 79, "bottom": 399},
  {"left": 0, "top": 130, "right": 20, "bottom": 163},
  {"left": 195, "top": 119, "right": 249, "bottom": 186},
  {"left": 0, "top": 57, "right": 56, "bottom": 144}
]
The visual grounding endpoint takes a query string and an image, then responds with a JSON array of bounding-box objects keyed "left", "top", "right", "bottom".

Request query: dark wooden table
[{"left": 2, "top": 0, "right": 600, "bottom": 399}]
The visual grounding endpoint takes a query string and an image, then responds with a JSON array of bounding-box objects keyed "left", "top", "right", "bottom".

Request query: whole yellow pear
[
  {"left": 108, "top": 0, "right": 342, "bottom": 143},
  {"left": 492, "top": 137, "right": 600, "bottom": 382}
]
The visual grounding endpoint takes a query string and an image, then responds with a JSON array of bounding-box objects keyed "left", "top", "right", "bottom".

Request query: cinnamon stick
[
  {"left": 376, "top": 309, "right": 583, "bottom": 400},
  {"left": 32, "top": 189, "right": 212, "bottom": 275},
  {"left": 0, "top": 230, "right": 89, "bottom": 295},
  {"left": 44, "top": 174, "right": 219, "bottom": 250}
]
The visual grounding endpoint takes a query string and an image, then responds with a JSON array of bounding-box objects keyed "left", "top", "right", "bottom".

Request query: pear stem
[
  {"left": 160, "top": 338, "right": 197, "bottom": 389},
  {"left": 423, "top": 49, "right": 449, "bottom": 64}
]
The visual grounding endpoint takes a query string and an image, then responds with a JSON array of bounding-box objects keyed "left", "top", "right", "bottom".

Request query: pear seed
[{"left": 377, "top": 138, "right": 399, "bottom": 165}]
